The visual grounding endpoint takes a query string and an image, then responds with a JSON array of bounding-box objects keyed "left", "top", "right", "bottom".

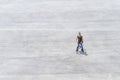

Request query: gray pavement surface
[{"left": 0, "top": 0, "right": 120, "bottom": 80}]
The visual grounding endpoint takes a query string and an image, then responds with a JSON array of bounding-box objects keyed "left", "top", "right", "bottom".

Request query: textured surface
[{"left": 0, "top": 0, "right": 120, "bottom": 80}]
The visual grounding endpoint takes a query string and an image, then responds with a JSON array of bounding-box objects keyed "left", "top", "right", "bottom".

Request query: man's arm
[
  {"left": 76, "top": 36, "right": 78, "bottom": 42},
  {"left": 81, "top": 36, "right": 83, "bottom": 43}
]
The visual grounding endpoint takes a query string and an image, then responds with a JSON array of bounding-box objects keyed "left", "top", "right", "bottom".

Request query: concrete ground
[{"left": 0, "top": 0, "right": 120, "bottom": 80}]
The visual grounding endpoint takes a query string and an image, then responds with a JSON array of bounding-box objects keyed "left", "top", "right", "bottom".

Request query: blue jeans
[{"left": 76, "top": 42, "right": 84, "bottom": 52}]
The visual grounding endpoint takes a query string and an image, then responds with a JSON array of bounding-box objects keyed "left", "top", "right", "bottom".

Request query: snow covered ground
[{"left": 0, "top": 0, "right": 120, "bottom": 80}]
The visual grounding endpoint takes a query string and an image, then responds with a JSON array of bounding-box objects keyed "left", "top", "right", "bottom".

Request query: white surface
[{"left": 0, "top": 0, "right": 120, "bottom": 80}]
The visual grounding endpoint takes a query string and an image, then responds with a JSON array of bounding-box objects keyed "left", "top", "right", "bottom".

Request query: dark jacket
[{"left": 77, "top": 36, "right": 83, "bottom": 43}]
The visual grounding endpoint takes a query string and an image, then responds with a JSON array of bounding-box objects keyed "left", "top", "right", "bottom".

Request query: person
[{"left": 76, "top": 32, "right": 84, "bottom": 52}]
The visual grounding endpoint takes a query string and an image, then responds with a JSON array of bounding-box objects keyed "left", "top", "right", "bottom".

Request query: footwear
[{"left": 81, "top": 49, "right": 84, "bottom": 52}]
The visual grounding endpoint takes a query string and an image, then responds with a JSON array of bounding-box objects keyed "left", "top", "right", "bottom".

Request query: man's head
[{"left": 78, "top": 32, "right": 81, "bottom": 36}]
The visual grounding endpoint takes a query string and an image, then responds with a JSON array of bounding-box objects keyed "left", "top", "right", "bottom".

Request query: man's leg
[
  {"left": 80, "top": 43, "right": 84, "bottom": 52},
  {"left": 76, "top": 42, "right": 79, "bottom": 51}
]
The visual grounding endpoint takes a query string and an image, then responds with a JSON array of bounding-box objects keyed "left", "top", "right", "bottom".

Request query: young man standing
[{"left": 76, "top": 32, "right": 84, "bottom": 52}]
